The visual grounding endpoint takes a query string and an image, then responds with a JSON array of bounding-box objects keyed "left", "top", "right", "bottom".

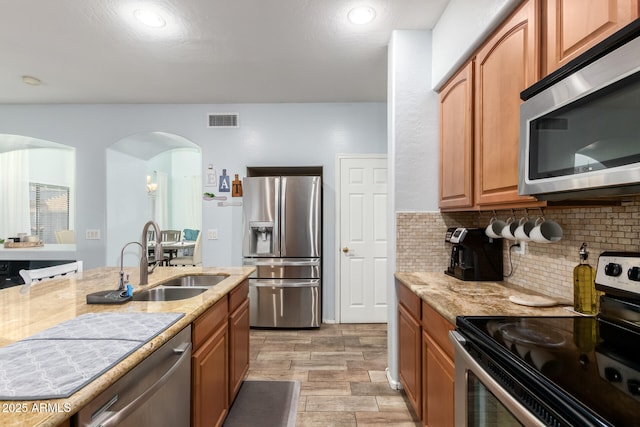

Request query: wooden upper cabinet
[
  {"left": 439, "top": 62, "right": 474, "bottom": 210},
  {"left": 544, "top": 0, "right": 639, "bottom": 75},
  {"left": 474, "top": 0, "right": 541, "bottom": 207}
]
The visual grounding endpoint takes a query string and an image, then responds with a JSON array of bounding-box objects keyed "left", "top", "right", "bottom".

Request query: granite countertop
[
  {"left": 395, "top": 272, "right": 576, "bottom": 325},
  {"left": 0, "top": 265, "right": 254, "bottom": 427}
]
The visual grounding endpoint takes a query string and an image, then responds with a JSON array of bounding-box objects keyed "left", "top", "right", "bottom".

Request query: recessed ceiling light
[
  {"left": 133, "top": 8, "right": 166, "bottom": 28},
  {"left": 348, "top": 6, "right": 376, "bottom": 25},
  {"left": 22, "top": 75, "right": 41, "bottom": 86}
]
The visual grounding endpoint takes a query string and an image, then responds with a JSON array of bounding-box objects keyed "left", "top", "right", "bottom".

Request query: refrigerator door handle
[
  {"left": 311, "top": 285, "right": 319, "bottom": 327},
  {"left": 274, "top": 177, "right": 281, "bottom": 257},
  {"left": 280, "top": 177, "right": 287, "bottom": 257}
]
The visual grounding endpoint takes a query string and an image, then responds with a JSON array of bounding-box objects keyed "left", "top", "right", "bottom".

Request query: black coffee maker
[{"left": 445, "top": 227, "right": 503, "bottom": 281}]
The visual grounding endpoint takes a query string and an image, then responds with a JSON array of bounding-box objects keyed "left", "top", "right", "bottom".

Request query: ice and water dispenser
[{"left": 248, "top": 221, "right": 275, "bottom": 256}]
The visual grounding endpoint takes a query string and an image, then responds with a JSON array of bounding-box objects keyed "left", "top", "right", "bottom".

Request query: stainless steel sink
[
  {"left": 160, "top": 274, "right": 229, "bottom": 288},
  {"left": 132, "top": 287, "right": 207, "bottom": 301}
]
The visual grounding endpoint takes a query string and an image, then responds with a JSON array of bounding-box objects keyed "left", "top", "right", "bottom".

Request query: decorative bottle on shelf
[{"left": 573, "top": 242, "right": 597, "bottom": 315}]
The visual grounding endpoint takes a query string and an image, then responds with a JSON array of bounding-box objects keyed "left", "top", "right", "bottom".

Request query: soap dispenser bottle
[{"left": 573, "top": 242, "right": 597, "bottom": 315}]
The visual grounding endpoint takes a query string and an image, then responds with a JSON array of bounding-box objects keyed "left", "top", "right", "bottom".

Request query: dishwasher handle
[{"left": 92, "top": 342, "right": 192, "bottom": 427}]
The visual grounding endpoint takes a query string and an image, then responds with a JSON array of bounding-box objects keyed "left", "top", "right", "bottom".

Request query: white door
[{"left": 338, "top": 155, "right": 388, "bottom": 323}]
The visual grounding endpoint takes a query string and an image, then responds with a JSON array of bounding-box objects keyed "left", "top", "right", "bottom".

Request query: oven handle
[{"left": 449, "top": 331, "right": 546, "bottom": 427}]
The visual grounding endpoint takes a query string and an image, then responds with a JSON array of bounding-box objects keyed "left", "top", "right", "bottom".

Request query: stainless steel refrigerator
[{"left": 242, "top": 176, "right": 321, "bottom": 328}]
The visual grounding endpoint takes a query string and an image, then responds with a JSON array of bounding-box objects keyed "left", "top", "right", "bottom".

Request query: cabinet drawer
[
  {"left": 229, "top": 279, "right": 249, "bottom": 312},
  {"left": 397, "top": 280, "right": 421, "bottom": 320},
  {"left": 421, "top": 301, "right": 455, "bottom": 360},
  {"left": 193, "top": 297, "right": 228, "bottom": 350}
]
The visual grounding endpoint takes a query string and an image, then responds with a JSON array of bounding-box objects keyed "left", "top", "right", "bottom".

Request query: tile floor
[{"left": 247, "top": 323, "right": 421, "bottom": 426}]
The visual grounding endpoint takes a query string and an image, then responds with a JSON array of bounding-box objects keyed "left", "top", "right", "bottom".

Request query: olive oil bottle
[{"left": 573, "top": 242, "right": 597, "bottom": 315}]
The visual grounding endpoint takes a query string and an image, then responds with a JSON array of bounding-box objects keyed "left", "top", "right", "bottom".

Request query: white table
[{"left": 149, "top": 241, "right": 196, "bottom": 264}]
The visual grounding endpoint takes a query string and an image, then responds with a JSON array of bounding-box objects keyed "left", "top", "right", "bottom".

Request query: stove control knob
[
  {"left": 604, "top": 262, "right": 623, "bottom": 277},
  {"left": 604, "top": 367, "right": 622, "bottom": 383},
  {"left": 628, "top": 267, "right": 640, "bottom": 282},
  {"left": 628, "top": 379, "right": 640, "bottom": 396}
]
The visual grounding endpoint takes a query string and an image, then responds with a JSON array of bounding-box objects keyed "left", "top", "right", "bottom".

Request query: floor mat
[{"left": 224, "top": 380, "right": 300, "bottom": 427}]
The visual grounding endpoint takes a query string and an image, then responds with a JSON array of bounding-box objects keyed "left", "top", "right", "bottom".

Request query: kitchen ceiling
[{"left": 0, "top": 0, "right": 449, "bottom": 104}]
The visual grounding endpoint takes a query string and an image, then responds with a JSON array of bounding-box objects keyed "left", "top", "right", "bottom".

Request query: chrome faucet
[
  {"left": 118, "top": 241, "right": 143, "bottom": 291},
  {"left": 118, "top": 220, "right": 162, "bottom": 290}
]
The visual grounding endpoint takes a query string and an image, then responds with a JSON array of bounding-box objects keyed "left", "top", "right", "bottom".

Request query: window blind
[{"left": 29, "top": 183, "right": 70, "bottom": 244}]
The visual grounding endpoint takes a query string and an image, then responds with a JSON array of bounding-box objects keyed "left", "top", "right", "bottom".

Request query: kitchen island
[{"left": 0, "top": 265, "right": 254, "bottom": 427}]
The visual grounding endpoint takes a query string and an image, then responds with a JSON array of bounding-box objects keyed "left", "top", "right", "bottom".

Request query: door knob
[{"left": 342, "top": 246, "right": 349, "bottom": 253}]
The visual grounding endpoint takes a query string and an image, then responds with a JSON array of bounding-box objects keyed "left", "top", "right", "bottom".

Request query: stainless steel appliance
[
  {"left": 445, "top": 227, "right": 503, "bottom": 281},
  {"left": 242, "top": 176, "right": 321, "bottom": 328},
  {"left": 75, "top": 325, "right": 192, "bottom": 427},
  {"left": 519, "top": 20, "right": 640, "bottom": 200},
  {"left": 451, "top": 252, "right": 640, "bottom": 426}
]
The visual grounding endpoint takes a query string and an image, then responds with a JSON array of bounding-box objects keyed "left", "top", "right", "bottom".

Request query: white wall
[
  {"left": 170, "top": 150, "right": 202, "bottom": 232},
  {"left": 431, "top": 0, "right": 522, "bottom": 90},
  {"left": 387, "top": 30, "right": 439, "bottom": 386},
  {"left": 0, "top": 102, "right": 386, "bottom": 322},
  {"left": 106, "top": 149, "right": 147, "bottom": 267}
]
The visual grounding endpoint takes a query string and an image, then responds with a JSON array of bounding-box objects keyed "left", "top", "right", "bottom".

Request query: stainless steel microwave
[{"left": 519, "top": 22, "right": 640, "bottom": 200}]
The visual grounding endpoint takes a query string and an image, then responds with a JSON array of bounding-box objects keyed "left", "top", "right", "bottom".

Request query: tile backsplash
[{"left": 396, "top": 196, "right": 640, "bottom": 301}]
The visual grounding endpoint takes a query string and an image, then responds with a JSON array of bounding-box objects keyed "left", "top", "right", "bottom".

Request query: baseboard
[{"left": 386, "top": 367, "right": 402, "bottom": 390}]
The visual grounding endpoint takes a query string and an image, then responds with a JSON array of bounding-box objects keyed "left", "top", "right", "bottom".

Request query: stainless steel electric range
[{"left": 451, "top": 252, "right": 640, "bottom": 426}]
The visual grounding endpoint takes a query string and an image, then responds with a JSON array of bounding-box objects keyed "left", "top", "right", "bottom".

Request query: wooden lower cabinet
[
  {"left": 191, "top": 280, "right": 250, "bottom": 427},
  {"left": 422, "top": 302, "right": 455, "bottom": 427},
  {"left": 423, "top": 331, "right": 455, "bottom": 427},
  {"left": 192, "top": 322, "right": 228, "bottom": 427},
  {"left": 397, "top": 280, "right": 456, "bottom": 426},
  {"left": 229, "top": 288, "right": 250, "bottom": 401},
  {"left": 397, "top": 280, "right": 423, "bottom": 419},
  {"left": 398, "top": 303, "right": 422, "bottom": 419}
]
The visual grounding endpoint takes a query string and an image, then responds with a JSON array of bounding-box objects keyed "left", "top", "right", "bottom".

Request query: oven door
[{"left": 450, "top": 330, "right": 548, "bottom": 427}]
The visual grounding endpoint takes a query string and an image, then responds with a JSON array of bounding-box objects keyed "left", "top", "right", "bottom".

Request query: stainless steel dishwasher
[{"left": 75, "top": 325, "right": 192, "bottom": 427}]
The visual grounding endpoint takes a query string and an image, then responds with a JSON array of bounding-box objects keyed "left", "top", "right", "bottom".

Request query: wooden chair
[
  {"left": 168, "top": 233, "right": 202, "bottom": 266},
  {"left": 19, "top": 261, "right": 83, "bottom": 294},
  {"left": 161, "top": 230, "right": 181, "bottom": 242},
  {"left": 161, "top": 230, "right": 182, "bottom": 260},
  {"left": 55, "top": 230, "right": 76, "bottom": 244}
]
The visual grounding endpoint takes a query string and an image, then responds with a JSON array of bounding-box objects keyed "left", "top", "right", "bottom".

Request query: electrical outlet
[
  {"left": 207, "top": 229, "right": 218, "bottom": 240},
  {"left": 85, "top": 229, "right": 101, "bottom": 240},
  {"left": 515, "top": 241, "right": 526, "bottom": 255}
]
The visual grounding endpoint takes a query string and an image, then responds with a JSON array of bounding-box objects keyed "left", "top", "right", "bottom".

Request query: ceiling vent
[{"left": 208, "top": 113, "right": 239, "bottom": 128}]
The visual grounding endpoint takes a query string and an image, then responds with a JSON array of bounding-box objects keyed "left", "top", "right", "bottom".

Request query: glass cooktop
[{"left": 457, "top": 315, "right": 640, "bottom": 427}]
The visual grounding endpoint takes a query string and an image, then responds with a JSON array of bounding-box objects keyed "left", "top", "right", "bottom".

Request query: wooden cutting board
[{"left": 508, "top": 294, "right": 558, "bottom": 307}]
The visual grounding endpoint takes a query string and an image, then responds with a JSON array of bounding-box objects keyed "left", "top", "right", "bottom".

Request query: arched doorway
[{"left": 106, "top": 132, "right": 201, "bottom": 266}]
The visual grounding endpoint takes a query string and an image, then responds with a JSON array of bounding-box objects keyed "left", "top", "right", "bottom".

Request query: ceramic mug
[
  {"left": 485, "top": 216, "right": 507, "bottom": 239},
  {"left": 500, "top": 216, "right": 518, "bottom": 240},
  {"left": 514, "top": 216, "right": 536, "bottom": 241},
  {"left": 529, "top": 217, "right": 563, "bottom": 243}
]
